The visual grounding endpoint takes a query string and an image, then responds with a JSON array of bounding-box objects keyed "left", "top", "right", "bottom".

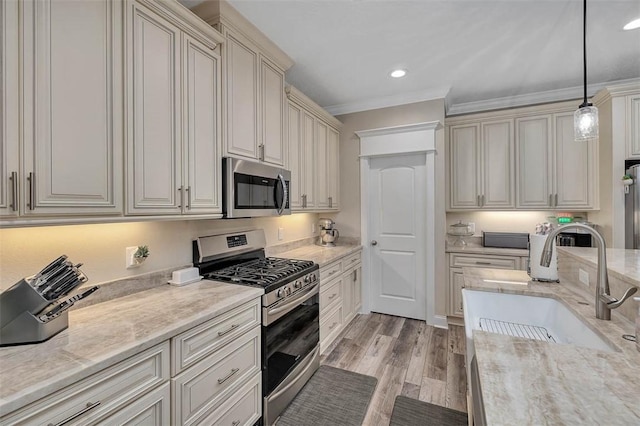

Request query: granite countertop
[
  {"left": 463, "top": 268, "right": 640, "bottom": 424},
  {"left": 558, "top": 246, "right": 640, "bottom": 287},
  {"left": 0, "top": 281, "right": 263, "bottom": 415},
  {"left": 275, "top": 244, "right": 362, "bottom": 267}
]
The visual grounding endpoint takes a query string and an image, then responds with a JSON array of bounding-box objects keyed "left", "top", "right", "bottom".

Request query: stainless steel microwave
[{"left": 222, "top": 157, "right": 290, "bottom": 218}]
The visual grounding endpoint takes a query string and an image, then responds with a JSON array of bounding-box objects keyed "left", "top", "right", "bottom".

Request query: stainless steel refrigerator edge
[{"left": 625, "top": 164, "right": 640, "bottom": 249}]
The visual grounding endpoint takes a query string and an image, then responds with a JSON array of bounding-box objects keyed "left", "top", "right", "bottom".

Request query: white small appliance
[
  {"left": 317, "top": 218, "right": 339, "bottom": 247},
  {"left": 529, "top": 234, "right": 558, "bottom": 282}
]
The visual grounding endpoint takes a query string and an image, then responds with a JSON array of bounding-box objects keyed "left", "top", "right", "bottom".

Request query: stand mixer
[{"left": 317, "top": 218, "right": 339, "bottom": 247}]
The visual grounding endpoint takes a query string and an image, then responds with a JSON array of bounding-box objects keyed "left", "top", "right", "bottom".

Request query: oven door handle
[
  {"left": 265, "top": 283, "right": 318, "bottom": 324},
  {"left": 275, "top": 173, "right": 287, "bottom": 215}
]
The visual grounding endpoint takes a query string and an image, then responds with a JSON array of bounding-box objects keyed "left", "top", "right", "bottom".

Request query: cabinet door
[
  {"left": 327, "top": 126, "right": 340, "bottom": 209},
  {"left": 449, "top": 124, "right": 480, "bottom": 209},
  {"left": 481, "top": 120, "right": 514, "bottom": 208},
  {"left": 101, "top": 382, "right": 171, "bottom": 426},
  {"left": 302, "top": 111, "right": 316, "bottom": 208},
  {"left": 315, "top": 120, "right": 329, "bottom": 208},
  {"left": 224, "top": 32, "right": 258, "bottom": 160},
  {"left": 341, "top": 273, "right": 353, "bottom": 324},
  {"left": 127, "top": 2, "right": 182, "bottom": 214},
  {"left": 260, "top": 57, "right": 285, "bottom": 166},
  {"left": 22, "top": 0, "right": 123, "bottom": 216},
  {"left": 627, "top": 94, "right": 640, "bottom": 159},
  {"left": 287, "top": 102, "right": 304, "bottom": 209},
  {"left": 516, "top": 115, "right": 552, "bottom": 208},
  {"left": 554, "top": 112, "right": 595, "bottom": 209},
  {"left": 1, "top": 0, "right": 19, "bottom": 217},
  {"left": 183, "top": 35, "right": 222, "bottom": 215},
  {"left": 448, "top": 268, "right": 465, "bottom": 317}
]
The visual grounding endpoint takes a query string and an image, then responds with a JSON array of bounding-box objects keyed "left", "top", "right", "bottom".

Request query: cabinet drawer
[
  {"left": 171, "top": 298, "right": 260, "bottom": 376},
  {"left": 320, "top": 277, "right": 341, "bottom": 313},
  {"left": 342, "top": 251, "right": 362, "bottom": 269},
  {"left": 100, "top": 382, "right": 170, "bottom": 425},
  {"left": 320, "top": 261, "right": 342, "bottom": 285},
  {"left": 196, "top": 372, "right": 261, "bottom": 426},
  {"left": 172, "top": 326, "right": 261, "bottom": 426},
  {"left": 1, "top": 342, "right": 170, "bottom": 425},
  {"left": 320, "top": 304, "right": 343, "bottom": 352},
  {"left": 450, "top": 254, "right": 519, "bottom": 270}
]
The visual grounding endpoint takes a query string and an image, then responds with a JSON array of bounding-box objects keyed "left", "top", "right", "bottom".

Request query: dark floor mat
[{"left": 390, "top": 395, "right": 468, "bottom": 426}]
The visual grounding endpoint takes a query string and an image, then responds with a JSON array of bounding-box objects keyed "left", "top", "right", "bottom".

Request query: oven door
[
  {"left": 223, "top": 157, "right": 290, "bottom": 218},
  {"left": 262, "top": 283, "right": 319, "bottom": 396}
]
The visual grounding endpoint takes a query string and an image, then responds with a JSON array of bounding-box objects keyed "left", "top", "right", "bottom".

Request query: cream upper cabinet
[
  {"left": 220, "top": 30, "right": 285, "bottom": 166},
  {"left": 286, "top": 85, "right": 340, "bottom": 212},
  {"left": 553, "top": 112, "right": 596, "bottom": 209},
  {"left": 223, "top": 32, "right": 259, "bottom": 160},
  {"left": 1, "top": 0, "right": 19, "bottom": 218},
  {"left": 3, "top": 0, "right": 124, "bottom": 218},
  {"left": 516, "top": 113, "right": 597, "bottom": 210},
  {"left": 260, "top": 57, "right": 285, "bottom": 166},
  {"left": 126, "top": 1, "right": 223, "bottom": 216},
  {"left": 287, "top": 102, "right": 315, "bottom": 210},
  {"left": 449, "top": 120, "right": 513, "bottom": 209},
  {"left": 628, "top": 94, "right": 640, "bottom": 158},
  {"left": 516, "top": 115, "right": 553, "bottom": 208}
]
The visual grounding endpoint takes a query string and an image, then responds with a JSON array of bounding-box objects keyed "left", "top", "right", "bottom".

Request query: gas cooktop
[{"left": 204, "top": 257, "right": 315, "bottom": 288}]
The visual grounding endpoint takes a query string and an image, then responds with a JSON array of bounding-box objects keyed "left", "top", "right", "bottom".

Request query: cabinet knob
[{"left": 371, "top": 240, "right": 378, "bottom": 246}]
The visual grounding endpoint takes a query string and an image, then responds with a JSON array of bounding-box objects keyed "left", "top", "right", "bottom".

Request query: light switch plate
[
  {"left": 579, "top": 268, "right": 589, "bottom": 286},
  {"left": 278, "top": 227, "right": 284, "bottom": 241},
  {"left": 126, "top": 247, "right": 140, "bottom": 269}
]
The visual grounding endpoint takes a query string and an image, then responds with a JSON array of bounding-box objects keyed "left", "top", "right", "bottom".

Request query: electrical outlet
[
  {"left": 468, "top": 222, "right": 475, "bottom": 234},
  {"left": 126, "top": 246, "right": 140, "bottom": 269},
  {"left": 311, "top": 223, "right": 316, "bottom": 234},
  {"left": 579, "top": 268, "right": 589, "bottom": 286},
  {"left": 278, "top": 227, "right": 284, "bottom": 241}
]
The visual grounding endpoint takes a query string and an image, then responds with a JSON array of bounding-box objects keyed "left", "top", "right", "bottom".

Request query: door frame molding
[{"left": 356, "top": 121, "right": 443, "bottom": 327}]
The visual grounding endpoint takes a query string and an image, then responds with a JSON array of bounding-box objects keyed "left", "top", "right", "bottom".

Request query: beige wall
[
  {"left": 0, "top": 214, "right": 318, "bottom": 291},
  {"left": 327, "top": 99, "right": 447, "bottom": 318}
]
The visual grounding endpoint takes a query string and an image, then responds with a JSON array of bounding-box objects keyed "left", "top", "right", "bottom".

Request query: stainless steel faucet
[{"left": 540, "top": 223, "right": 638, "bottom": 320}]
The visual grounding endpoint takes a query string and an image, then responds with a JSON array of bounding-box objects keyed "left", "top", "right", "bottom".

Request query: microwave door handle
[{"left": 276, "top": 174, "right": 287, "bottom": 215}]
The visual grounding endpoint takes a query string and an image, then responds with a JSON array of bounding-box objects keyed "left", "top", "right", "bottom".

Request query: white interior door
[{"left": 368, "top": 154, "right": 426, "bottom": 320}]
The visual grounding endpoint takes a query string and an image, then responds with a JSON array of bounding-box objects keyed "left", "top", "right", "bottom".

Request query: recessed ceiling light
[
  {"left": 390, "top": 69, "right": 407, "bottom": 78},
  {"left": 623, "top": 18, "right": 640, "bottom": 30}
]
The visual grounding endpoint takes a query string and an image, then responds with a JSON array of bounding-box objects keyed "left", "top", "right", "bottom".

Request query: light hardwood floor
[{"left": 320, "top": 313, "right": 468, "bottom": 426}]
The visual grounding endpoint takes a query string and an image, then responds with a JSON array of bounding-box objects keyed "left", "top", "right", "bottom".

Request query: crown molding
[
  {"left": 355, "top": 121, "right": 442, "bottom": 139},
  {"left": 285, "top": 85, "right": 342, "bottom": 129},
  {"left": 593, "top": 78, "right": 640, "bottom": 105},
  {"left": 447, "top": 77, "right": 640, "bottom": 116},
  {"left": 325, "top": 87, "right": 451, "bottom": 116}
]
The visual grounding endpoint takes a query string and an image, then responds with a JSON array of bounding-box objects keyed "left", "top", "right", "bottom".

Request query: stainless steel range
[{"left": 193, "top": 230, "right": 320, "bottom": 426}]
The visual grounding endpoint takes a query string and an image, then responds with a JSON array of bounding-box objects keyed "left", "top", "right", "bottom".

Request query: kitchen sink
[{"left": 462, "top": 289, "right": 616, "bottom": 353}]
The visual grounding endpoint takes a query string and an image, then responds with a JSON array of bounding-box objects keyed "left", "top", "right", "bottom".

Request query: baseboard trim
[{"left": 431, "top": 314, "right": 449, "bottom": 329}]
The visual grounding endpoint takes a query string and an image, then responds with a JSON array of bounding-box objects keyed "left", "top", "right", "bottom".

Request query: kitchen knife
[
  {"left": 39, "top": 286, "right": 99, "bottom": 321},
  {"left": 47, "top": 270, "right": 88, "bottom": 300},
  {"left": 40, "top": 267, "right": 76, "bottom": 298},
  {"left": 32, "top": 255, "right": 68, "bottom": 281},
  {"left": 34, "top": 261, "right": 73, "bottom": 291}
]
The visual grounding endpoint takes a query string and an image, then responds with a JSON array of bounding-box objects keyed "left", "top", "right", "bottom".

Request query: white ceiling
[{"left": 181, "top": 0, "right": 640, "bottom": 115}]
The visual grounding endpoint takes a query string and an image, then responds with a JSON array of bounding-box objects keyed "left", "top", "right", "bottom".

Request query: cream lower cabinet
[
  {"left": 446, "top": 253, "right": 527, "bottom": 319},
  {"left": 171, "top": 298, "right": 262, "bottom": 426},
  {"left": 126, "top": 0, "right": 223, "bottom": 216},
  {"left": 2, "top": 0, "right": 123, "bottom": 219},
  {"left": 0, "top": 343, "right": 171, "bottom": 425},
  {"left": 319, "top": 250, "right": 362, "bottom": 352}
]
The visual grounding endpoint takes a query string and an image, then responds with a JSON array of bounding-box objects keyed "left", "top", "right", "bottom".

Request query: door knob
[{"left": 371, "top": 240, "right": 378, "bottom": 246}]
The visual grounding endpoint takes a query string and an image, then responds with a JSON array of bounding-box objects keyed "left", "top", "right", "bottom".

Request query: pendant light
[{"left": 574, "top": 0, "right": 598, "bottom": 141}]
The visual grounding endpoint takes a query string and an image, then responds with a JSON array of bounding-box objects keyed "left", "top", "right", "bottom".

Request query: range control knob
[
  {"left": 294, "top": 280, "right": 302, "bottom": 289},
  {"left": 304, "top": 276, "right": 310, "bottom": 284},
  {"left": 277, "top": 288, "right": 284, "bottom": 298},
  {"left": 286, "top": 286, "right": 292, "bottom": 295},
  {"left": 311, "top": 273, "right": 317, "bottom": 282}
]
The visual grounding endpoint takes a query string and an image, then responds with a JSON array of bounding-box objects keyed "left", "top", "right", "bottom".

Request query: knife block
[{"left": 0, "top": 278, "right": 69, "bottom": 346}]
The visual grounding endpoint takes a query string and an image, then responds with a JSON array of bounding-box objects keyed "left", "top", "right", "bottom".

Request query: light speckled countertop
[
  {"left": 0, "top": 281, "right": 263, "bottom": 415},
  {"left": 274, "top": 244, "right": 362, "bottom": 267},
  {"left": 558, "top": 247, "right": 640, "bottom": 287},
  {"left": 463, "top": 268, "right": 640, "bottom": 425}
]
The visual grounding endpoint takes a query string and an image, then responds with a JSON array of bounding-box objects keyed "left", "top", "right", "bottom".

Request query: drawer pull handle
[
  {"left": 475, "top": 261, "right": 492, "bottom": 265},
  {"left": 218, "top": 368, "right": 240, "bottom": 384},
  {"left": 218, "top": 324, "right": 239, "bottom": 336},
  {"left": 48, "top": 401, "right": 101, "bottom": 426},
  {"left": 232, "top": 421, "right": 240, "bottom": 426},
  {"left": 27, "top": 172, "right": 35, "bottom": 210},
  {"left": 329, "top": 322, "right": 338, "bottom": 330},
  {"left": 328, "top": 270, "right": 336, "bottom": 276},
  {"left": 9, "top": 171, "right": 17, "bottom": 211},
  {"left": 328, "top": 293, "right": 337, "bottom": 300}
]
